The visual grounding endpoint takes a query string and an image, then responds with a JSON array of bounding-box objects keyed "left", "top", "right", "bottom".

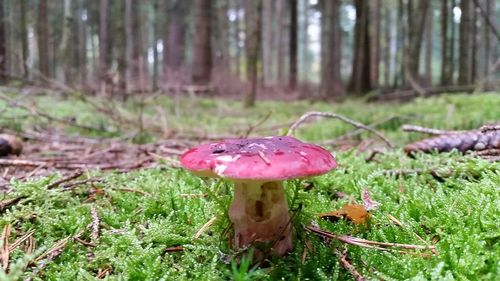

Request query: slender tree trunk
[
  {"left": 165, "top": 0, "right": 187, "bottom": 77},
  {"left": 470, "top": 5, "right": 477, "bottom": 83},
  {"left": 450, "top": 0, "right": 457, "bottom": 82},
  {"left": 99, "top": 0, "right": 109, "bottom": 86},
  {"left": 115, "top": 0, "right": 127, "bottom": 96},
  {"left": 152, "top": 0, "right": 159, "bottom": 90},
  {"left": 383, "top": 5, "right": 392, "bottom": 86},
  {"left": 20, "top": 0, "right": 28, "bottom": 79},
  {"left": 289, "top": 0, "right": 298, "bottom": 90},
  {"left": 482, "top": 0, "right": 492, "bottom": 77},
  {"left": 369, "top": 0, "right": 380, "bottom": 87},
  {"left": 393, "top": 0, "right": 404, "bottom": 86},
  {"left": 440, "top": 0, "right": 451, "bottom": 85},
  {"left": 320, "top": 0, "right": 344, "bottom": 98},
  {"left": 275, "top": 0, "right": 285, "bottom": 83},
  {"left": 58, "top": 0, "right": 73, "bottom": 83},
  {"left": 458, "top": 0, "right": 472, "bottom": 85},
  {"left": 0, "top": 0, "right": 5, "bottom": 82},
  {"left": 77, "top": 0, "right": 87, "bottom": 85},
  {"left": 37, "top": 0, "right": 50, "bottom": 79},
  {"left": 405, "top": 0, "right": 430, "bottom": 80},
  {"left": 244, "top": 0, "right": 262, "bottom": 107},
  {"left": 192, "top": 0, "right": 212, "bottom": 85},
  {"left": 300, "top": 0, "right": 309, "bottom": 82},
  {"left": 215, "top": 0, "right": 230, "bottom": 73},
  {"left": 424, "top": 0, "right": 433, "bottom": 84},
  {"left": 348, "top": 0, "right": 371, "bottom": 94},
  {"left": 262, "top": 0, "right": 273, "bottom": 85}
]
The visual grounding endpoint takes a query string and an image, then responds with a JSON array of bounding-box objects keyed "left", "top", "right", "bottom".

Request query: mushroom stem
[{"left": 229, "top": 181, "right": 293, "bottom": 256}]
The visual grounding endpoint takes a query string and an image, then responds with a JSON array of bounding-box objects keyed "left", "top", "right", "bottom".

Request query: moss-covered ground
[{"left": 0, "top": 92, "right": 499, "bottom": 280}]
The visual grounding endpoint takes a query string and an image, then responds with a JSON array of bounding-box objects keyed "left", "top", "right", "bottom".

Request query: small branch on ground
[
  {"left": 9, "top": 229, "right": 35, "bottom": 252},
  {"left": 287, "top": 111, "right": 394, "bottom": 148},
  {"left": 243, "top": 111, "right": 272, "bottom": 137},
  {"left": 401, "top": 124, "right": 464, "bottom": 135},
  {"left": 45, "top": 170, "right": 84, "bottom": 189},
  {"left": 305, "top": 225, "right": 436, "bottom": 255},
  {"left": 335, "top": 249, "right": 366, "bottom": 281},
  {"left": 194, "top": 217, "right": 217, "bottom": 239},
  {"left": 1, "top": 197, "right": 27, "bottom": 213},
  {"left": 90, "top": 206, "right": 100, "bottom": 242},
  {"left": 1, "top": 224, "right": 11, "bottom": 271}
]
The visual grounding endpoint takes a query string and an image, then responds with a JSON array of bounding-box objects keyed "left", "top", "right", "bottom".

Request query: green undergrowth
[{"left": 0, "top": 92, "right": 499, "bottom": 280}]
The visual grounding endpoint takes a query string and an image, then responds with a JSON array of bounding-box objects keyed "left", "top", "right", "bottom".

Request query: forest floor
[{"left": 0, "top": 90, "right": 499, "bottom": 280}]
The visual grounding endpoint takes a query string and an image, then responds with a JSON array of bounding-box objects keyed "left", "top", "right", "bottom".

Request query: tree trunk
[
  {"left": 20, "top": 0, "right": 28, "bottom": 79},
  {"left": 289, "top": 0, "right": 298, "bottom": 90},
  {"left": 127, "top": 0, "right": 144, "bottom": 91},
  {"left": 58, "top": 0, "right": 73, "bottom": 83},
  {"left": 440, "top": 0, "right": 452, "bottom": 85},
  {"left": 369, "top": 0, "right": 380, "bottom": 87},
  {"left": 192, "top": 0, "right": 212, "bottom": 85},
  {"left": 348, "top": 0, "right": 371, "bottom": 94},
  {"left": 424, "top": 0, "right": 433, "bottom": 83},
  {"left": 165, "top": 0, "right": 188, "bottom": 76},
  {"left": 37, "top": 0, "right": 50, "bottom": 79},
  {"left": 114, "top": 0, "right": 127, "bottom": 96},
  {"left": 458, "top": 0, "right": 472, "bottom": 85},
  {"left": 0, "top": 0, "right": 5, "bottom": 82},
  {"left": 275, "top": 0, "right": 285, "bottom": 83},
  {"left": 214, "top": 0, "right": 230, "bottom": 73},
  {"left": 152, "top": 0, "right": 159, "bottom": 90},
  {"left": 320, "top": 0, "right": 344, "bottom": 98},
  {"left": 77, "top": 0, "right": 87, "bottom": 85},
  {"left": 405, "top": 0, "right": 430, "bottom": 81},
  {"left": 262, "top": 0, "right": 273, "bottom": 85},
  {"left": 99, "top": 0, "right": 109, "bottom": 86},
  {"left": 244, "top": 0, "right": 262, "bottom": 107}
]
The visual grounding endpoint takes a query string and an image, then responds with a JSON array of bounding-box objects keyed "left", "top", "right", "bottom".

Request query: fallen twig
[
  {"left": 335, "top": 249, "right": 366, "bottom": 281},
  {"left": 164, "top": 246, "right": 184, "bottom": 253},
  {"left": 45, "top": 170, "right": 83, "bottom": 189},
  {"left": 90, "top": 206, "right": 100, "bottom": 242},
  {"left": 194, "top": 217, "right": 217, "bottom": 239},
  {"left": 0, "top": 196, "right": 27, "bottom": 213},
  {"left": 287, "top": 111, "right": 394, "bottom": 148},
  {"left": 401, "top": 124, "right": 463, "bottom": 135},
  {"left": 117, "top": 188, "right": 151, "bottom": 196},
  {"left": 8, "top": 229, "right": 35, "bottom": 252},
  {"left": 305, "top": 225, "right": 435, "bottom": 254},
  {"left": 1, "top": 224, "right": 11, "bottom": 271}
]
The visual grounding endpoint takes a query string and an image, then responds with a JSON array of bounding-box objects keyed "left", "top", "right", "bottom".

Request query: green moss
[{"left": 0, "top": 93, "right": 499, "bottom": 280}]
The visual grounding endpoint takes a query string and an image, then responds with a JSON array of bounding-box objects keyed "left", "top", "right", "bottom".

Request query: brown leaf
[{"left": 319, "top": 204, "right": 370, "bottom": 225}]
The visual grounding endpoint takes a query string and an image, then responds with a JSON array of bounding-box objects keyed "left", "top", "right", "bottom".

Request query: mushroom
[{"left": 180, "top": 136, "right": 336, "bottom": 256}]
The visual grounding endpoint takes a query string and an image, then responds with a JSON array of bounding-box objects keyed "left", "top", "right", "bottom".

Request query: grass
[{"left": 0, "top": 92, "right": 499, "bottom": 280}]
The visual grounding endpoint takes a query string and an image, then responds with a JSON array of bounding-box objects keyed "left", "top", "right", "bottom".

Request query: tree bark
[
  {"left": 458, "top": 0, "right": 472, "bottom": 85},
  {"left": 165, "top": 0, "right": 188, "bottom": 75},
  {"left": 152, "top": 0, "right": 159, "bottom": 90},
  {"left": 114, "top": 0, "right": 127, "bottom": 96},
  {"left": 348, "top": 0, "right": 371, "bottom": 94},
  {"left": 289, "top": 0, "right": 298, "bottom": 90},
  {"left": 262, "top": 0, "right": 273, "bottom": 85},
  {"left": 440, "top": 0, "right": 452, "bottom": 85},
  {"left": 369, "top": 0, "right": 381, "bottom": 87},
  {"left": 320, "top": 0, "right": 344, "bottom": 98},
  {"left": 37, "top": 0, "right": 50, "bottom": 79},
  {"left": 244, "top": 0, "right": 262, "bottom": 107},
  {"left": 424, "top": 0, "right": 433, "bottom": 83},
  {"left": 0, "top": 0, "right": 5, "bottom": 82},
  {"left": 192, "top": 0, "right": 212, "bottom": 85},
  {"left": 99, "top": 0, "right": 109, "bottom": 85},
  {"left": 19, "top": 0, "right": 28, "bottom": 79},
  {"left": 405, "top": 0, "right": 430, "bottom": 81},
  {"left": 275, "top": 0, "right": 285, "bottom": 83}
]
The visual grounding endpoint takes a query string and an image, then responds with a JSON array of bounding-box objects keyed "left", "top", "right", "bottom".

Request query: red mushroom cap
[{"left": 180, "top": 136, "right": 337, "bottom": 180}]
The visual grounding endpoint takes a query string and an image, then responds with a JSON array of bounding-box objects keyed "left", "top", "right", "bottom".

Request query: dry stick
[
  {"left": 0, "top": 159, "right": 47, "bottom": 167},
  {"left": 387, "top": 214, "right": 439, "bottom": 256},
  {"left": 305, "top": 225, "right": 435, "bottom": 253},
  {"left": 45, "top": 170, "right": 84, "bottom": 189},
  {"left": 90, "top": 206, "right": 100, "bottom": 242},
  {"left": 244, "top": 111, "right": 273, "bottom": 137},
  {"left": 117, "top": 188, "right": 151, "bottom": 196},
  {"left": 194, "top": 217, "right": 217, "bottom": 239},
  {"left": 1, "top": 224, "right": 11, "bottom": 271},
  {"left": 25, "top": 236, "right": 71, "bottom": 281},
  {"left": 401, "top": 124, "right": 464, "bottom": 135},
  {"left": 9, "top": 229, "right": 35, "bottom": 252},
  {"left": 335, "top": 249, "right": 366, "bottom": 281},
  {"left": 287, "top": 112, "right": 394, "bottom": 148}
]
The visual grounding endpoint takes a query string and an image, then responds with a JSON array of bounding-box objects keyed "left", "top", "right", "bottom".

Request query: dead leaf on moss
[
  {"left": 361, "top": 188, "right": 379, "bottom": 211},
  {"left": 319, "top": 204, "right": 370, "bottom": 225}
]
